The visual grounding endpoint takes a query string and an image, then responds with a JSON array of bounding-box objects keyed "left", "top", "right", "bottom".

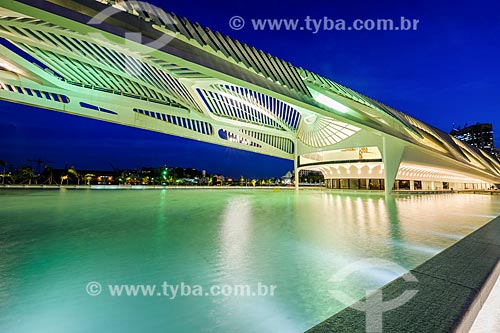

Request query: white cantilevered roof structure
[{"left": 0, "top": 0, "right": 499, "bottom": 195}]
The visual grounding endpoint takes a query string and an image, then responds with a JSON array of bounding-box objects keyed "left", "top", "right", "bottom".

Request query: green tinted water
[{"left": 1, "top": 189, "right": 499, "bottom": 332}]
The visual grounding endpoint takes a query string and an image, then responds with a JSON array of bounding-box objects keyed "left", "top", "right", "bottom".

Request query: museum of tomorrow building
[{"left": 1, "top": 0, "right": 499, "bottom": 194}]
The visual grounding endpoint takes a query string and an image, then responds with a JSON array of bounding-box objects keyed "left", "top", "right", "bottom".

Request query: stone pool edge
[{"left": 306, "top": 214, "right": 500, "bottom": 333}]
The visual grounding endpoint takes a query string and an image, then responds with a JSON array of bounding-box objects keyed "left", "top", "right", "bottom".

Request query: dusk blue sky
[{"left": 1, "top": 0, "right": 499, "bottom": 178}]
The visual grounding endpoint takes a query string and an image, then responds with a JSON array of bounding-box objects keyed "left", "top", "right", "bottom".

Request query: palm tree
[
  {"left": 68, "top": 166, "right": 80, "bottom": 185},
  {"left": 0, "top": 160, "right": 6, "bottom": 184},
  {"left": 42, "top": 165, "right": 56, "bottom": 185},
  {"left": 84, "top": 174, "right": 95, "bottom": 185},
  {"left": 20, "top": 166, "right": 35, "bottom": 185},
  {"left": 60, "top": 175, "right": 69, "bottom": 185}
]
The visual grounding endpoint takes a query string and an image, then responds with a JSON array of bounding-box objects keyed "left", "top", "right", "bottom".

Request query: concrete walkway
[
  {"left": 307, "top": 215, "right": 500, "bottom": 333},
  {"left": 469, "top": 273, "right": 500, "bottom": 332}
]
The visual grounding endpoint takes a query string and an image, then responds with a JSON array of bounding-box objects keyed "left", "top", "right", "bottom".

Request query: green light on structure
[{"left": 310, "top": 89, "right": 351, "bottom": 113}]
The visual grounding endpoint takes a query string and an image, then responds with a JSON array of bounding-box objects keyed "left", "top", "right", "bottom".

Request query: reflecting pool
[{"left": 0, "top": 189, "right": 499, "bottom": 332}]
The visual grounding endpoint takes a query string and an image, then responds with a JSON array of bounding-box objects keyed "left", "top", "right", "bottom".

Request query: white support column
[
  {"left": 381, "top": 136, "right": 405, "bottom": 197},
  {"left": 410, "top": 180, "right": 414, "bottom": 191},
  {"left": 294, "top": 144, "right": 299, "bottom": 191}
]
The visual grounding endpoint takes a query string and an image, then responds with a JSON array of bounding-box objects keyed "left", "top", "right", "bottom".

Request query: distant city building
[
  {"left": 211, "top": 174, "right": 225, "bottom": 186},
  {"left": 299, "top": 170, "right": 324, "bottom": 184},
  {"left": 281, "top": 171, "right": 293, "bottom": 185},
  {"left": 495, "top": 148, "right": 500, "bottom": 159},
  {"left": 450, "top": 123, "right": 495, "bottom": 155}
]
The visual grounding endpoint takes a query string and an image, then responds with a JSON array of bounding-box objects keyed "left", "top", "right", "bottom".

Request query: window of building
[{"left": 398, "top": 180, "right": 411, "bottom": 190}]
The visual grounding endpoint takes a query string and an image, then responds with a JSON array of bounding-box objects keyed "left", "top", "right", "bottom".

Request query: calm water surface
[{"left": 1, "top": 189, "right": 499, "bottom": 332}]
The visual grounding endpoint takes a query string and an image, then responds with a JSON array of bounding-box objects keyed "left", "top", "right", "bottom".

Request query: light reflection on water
[{"left": 0, "top": 190, "right": 499, "bottom": 333}]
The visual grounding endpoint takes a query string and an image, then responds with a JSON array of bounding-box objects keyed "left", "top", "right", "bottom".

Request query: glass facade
[
  {"left": 397, "top": 180, "right": 411, "bottom": 190},
  {"left": 326, "top": 179, "right": 385, "bottom": 190},
  {"left": 325, "top": 179, "right": 490, "bottom": 191}
]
